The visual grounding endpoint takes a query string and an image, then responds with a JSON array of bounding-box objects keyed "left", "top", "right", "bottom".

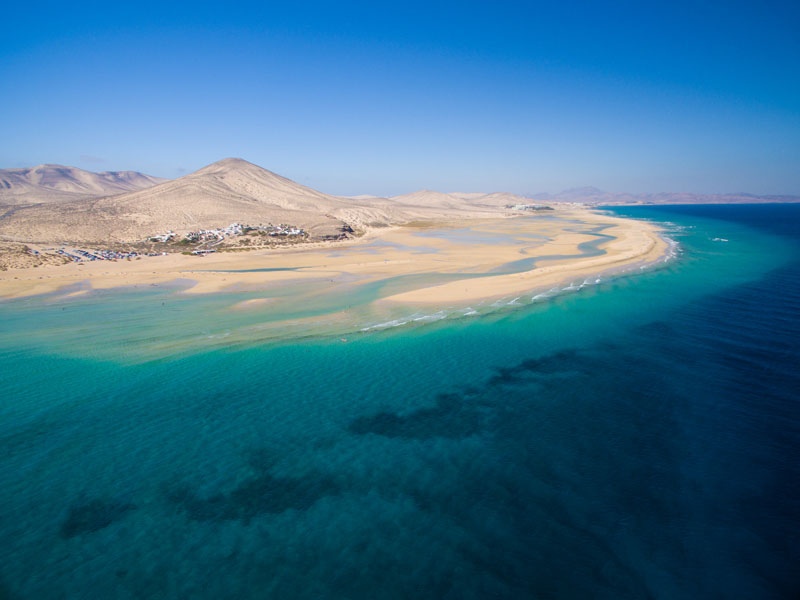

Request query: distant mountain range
[
  {"left": 0, "top": 164, "right": 167, "bottom": 204},
  {"left": 1, "top": 159, "right": 797, "bottom": 244},
  {"left": 525, "top": 186, "right": 800, "bottom": 205}
]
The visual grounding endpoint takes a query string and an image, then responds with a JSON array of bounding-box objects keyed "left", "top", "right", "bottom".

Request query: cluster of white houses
[
  {"left": 183, "top": 223, "right": 246, "bottom": 243},
  {"left": 505, "top": 203, "right": 554, "bottom": 212},
  {"left": 148, "top": 223, "right": 306, "bottom": 245},
  {"left": 149, "top": 231, "right": 175, "bottom": 243},
  {"left": 265, "top": 225, "right": 305, "bottom": 237}
]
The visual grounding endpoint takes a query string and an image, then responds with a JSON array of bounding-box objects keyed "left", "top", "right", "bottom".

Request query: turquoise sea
[{"left": 1, "top": 205, "right": 798, "bottom": 599}]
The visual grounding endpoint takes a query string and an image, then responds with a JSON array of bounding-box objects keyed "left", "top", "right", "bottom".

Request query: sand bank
[
  {"left": 381, "top": 216, "right": 667, "bottom": 304},
  {"left": 0, "top": 208, "right": 667, "bottom": 306}
]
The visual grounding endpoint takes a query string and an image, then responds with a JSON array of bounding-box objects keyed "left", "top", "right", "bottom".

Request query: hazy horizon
[
  {"left": 2, "top": 1, "right": 798, "bottom": 197},
  {"left": 5, "top": 159, "right": 800, "bottom": 201}
]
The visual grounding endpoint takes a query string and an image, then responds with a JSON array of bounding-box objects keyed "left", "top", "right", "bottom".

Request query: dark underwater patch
[
  {"left": 168, "top": 471, "right": 339, "bottom": 523},
  {"left": 60, "top": 498, "right": 135, "bottom": 539},
  {"left": 348, "top": 392, "right": 483, "bottom": 439},
  {"left": 0, "top": 578, "right": 17, "bottom": 600},
  {"left": 486, "top": 349, "right": 584, "bottom": 387},
  {"left": 347, "top": 349, "right": 597, "bottom": 440}
]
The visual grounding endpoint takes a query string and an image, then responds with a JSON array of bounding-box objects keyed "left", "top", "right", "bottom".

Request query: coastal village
[
  {"left": 505, "top": 203, "right": 554, "bottom": 212},
  {"left": 22, "top": 222, "right": 309, "bottom": 265},
  {"left": 180, "top": 222, "right": 305, "bottom": 243},
  {"left": 149, "top": 222, "right": 305, "bottom": 245}
]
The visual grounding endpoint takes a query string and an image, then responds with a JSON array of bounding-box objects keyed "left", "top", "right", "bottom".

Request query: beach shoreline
[{"left": 0, "top": 208, "right": 668, "bottom": 306}]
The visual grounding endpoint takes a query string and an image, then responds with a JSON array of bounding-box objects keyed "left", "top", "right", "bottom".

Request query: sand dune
[
  {"left": 390, "top": 190, "right": 468, "bottom": 209},
  {"left": 389, "top": 190, "right": 530, "bottom": 210}
]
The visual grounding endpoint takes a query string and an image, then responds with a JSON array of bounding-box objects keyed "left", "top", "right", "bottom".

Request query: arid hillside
[
  {"left": 0, "top": 159, "right": 529, "bottom": 244},
  {"left": 0, "top": 164, "right": 166, "bottom": 205}
]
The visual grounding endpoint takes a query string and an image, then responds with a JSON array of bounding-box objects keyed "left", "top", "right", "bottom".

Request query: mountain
[
  {"left": 0, "top": 159, "right": 538, "bottom": 244},
  {"left": 0, "top": 159, "right": 351, "bottom": 243},
  {"left": 526, "top": 188, "right": 800, "bottom": 205},
  {"left": 0, "top": 164, "right": 167, "bottom": 205}
]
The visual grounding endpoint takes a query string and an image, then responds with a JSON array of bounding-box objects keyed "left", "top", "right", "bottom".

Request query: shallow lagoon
[
  {"left": 0, "top": 205, "right": 798, "bottom": 598},
  {"left": 0, "top": 217, "right": 651, "bottom": 360}
]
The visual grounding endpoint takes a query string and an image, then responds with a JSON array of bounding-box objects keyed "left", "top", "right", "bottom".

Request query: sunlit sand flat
[{"left": 0, "top": 207, "right": 665, "bottom": 309}]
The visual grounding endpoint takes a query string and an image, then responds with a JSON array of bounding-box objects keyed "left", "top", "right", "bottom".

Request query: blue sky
[{"left": 1, "top": 0, "right": 798, "bottom": 195}]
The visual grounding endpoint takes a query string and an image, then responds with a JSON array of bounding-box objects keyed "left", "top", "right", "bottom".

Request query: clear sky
[{"left": 1, "top": 0, "right": 798, "bottom": 196}]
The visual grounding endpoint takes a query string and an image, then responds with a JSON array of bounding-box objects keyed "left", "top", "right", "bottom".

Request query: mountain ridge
[
  {"left": 0, "top": 159, "right": 530, "bottom": 244},
  {"left": 526, "top": 188, "right": 800, "bottom": 205},
  {"left": 0, "top": 158, "right": 356, "bottom": 243},
  {"left": 2, "top": 158, "right": 798, "bottom": 245},
  {"left": 0, "top": 164, "right": 167, "bottom": 205}
]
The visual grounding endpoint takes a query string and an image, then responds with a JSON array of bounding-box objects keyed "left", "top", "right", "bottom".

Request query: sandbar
[{"left": 0, "top": 208, "right": 667, "bottom": 307}]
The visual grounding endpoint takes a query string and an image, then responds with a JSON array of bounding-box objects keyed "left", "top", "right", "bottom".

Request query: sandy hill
[
  {"left": 0, "top": 159, "right": 401, "bottom": 243},
  {"left": 0, "top": 164, "right": 166, "bottom": 205},
  {"left": 0, "top": 158, "right": 535, "bottom": 245},
  {"left": 0, "top": 159, "right": 329, "bottom": 242},
  {"left": 391, "top": 190, "right": 532, "bottom": 210},
  {"left": 459, "top": 192, "right": 535, "bottom": 207},
  {"left": 390, "top": 190, "right": 467, "bottom": 209}
]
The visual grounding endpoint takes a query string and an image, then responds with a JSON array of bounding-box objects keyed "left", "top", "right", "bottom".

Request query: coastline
[
  {"left": 379, "top": 214, "right": 667, "bottom": 305},
  {"left": 0, "top": 208, "right": 668, "bottom": 306}
]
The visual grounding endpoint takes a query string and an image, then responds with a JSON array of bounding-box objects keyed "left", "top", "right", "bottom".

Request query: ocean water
[{"left": 0, "top": 205, "right": 798, "bottom": 599}]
